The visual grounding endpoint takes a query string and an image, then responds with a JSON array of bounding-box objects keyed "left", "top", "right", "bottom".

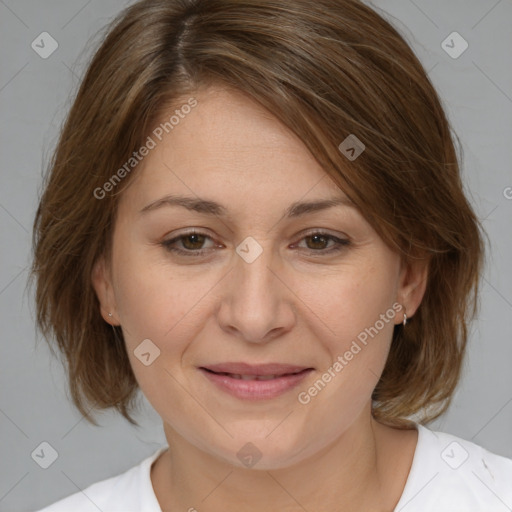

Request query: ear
[
  {"left": 396, "top": 256, "right": 429, "bottom": 324},
  {"left": 91, "top": 256, "right": 119, "bottom": 325}
]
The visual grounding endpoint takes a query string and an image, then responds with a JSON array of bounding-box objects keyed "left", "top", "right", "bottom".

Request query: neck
[{"left": 151, "top": 405, "right": 414, "bottom": 511}]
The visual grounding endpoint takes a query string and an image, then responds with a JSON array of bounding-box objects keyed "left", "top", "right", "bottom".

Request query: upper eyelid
[{"left": 166, "top": 227, "right": 348, "bottom": 242}]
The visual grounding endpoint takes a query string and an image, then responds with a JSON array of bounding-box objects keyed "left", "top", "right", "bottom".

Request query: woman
[{"left": 31, "top": 0, "right": 512, "bottom": 510}]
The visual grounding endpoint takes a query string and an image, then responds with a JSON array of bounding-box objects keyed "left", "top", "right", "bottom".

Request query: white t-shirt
[{"left": 34, "top": 423, "right": 512, "bottom": 511}]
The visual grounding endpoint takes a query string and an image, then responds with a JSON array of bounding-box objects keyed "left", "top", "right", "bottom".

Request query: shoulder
[
  {"left": 33, "top": 447, "right": 167, "bottom": 512},
  {"left": 396, "top": 424, "right": 512, "bottom": 511}
]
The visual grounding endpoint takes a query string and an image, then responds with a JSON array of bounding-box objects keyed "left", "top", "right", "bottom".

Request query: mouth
[
  {"left": 202, "top": 370, "right": 303, "bottom": 380},
  {"left": 198, "top": 363, "right": 314, "bottom": 400}
]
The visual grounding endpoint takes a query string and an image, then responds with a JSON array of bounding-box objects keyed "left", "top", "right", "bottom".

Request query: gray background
[{"left": 0, "top": 0, "right": 511, "bottom": 510}]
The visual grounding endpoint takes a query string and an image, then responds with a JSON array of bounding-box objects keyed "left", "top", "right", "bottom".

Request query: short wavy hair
[{"left": 31, "top": 0, "right": 484, "bottom": 428}]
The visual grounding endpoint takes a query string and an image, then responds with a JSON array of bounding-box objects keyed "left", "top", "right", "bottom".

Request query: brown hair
[{"left": 31, "top": 0, "right": 484, "bottom": 428}]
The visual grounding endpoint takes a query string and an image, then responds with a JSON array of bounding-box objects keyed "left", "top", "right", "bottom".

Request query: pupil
[
  {"left": 184, "top": 234, "right": 204, "bottom": 249},
  {"left": 309, "top": 234, "right": 327, "bottom": 249}
]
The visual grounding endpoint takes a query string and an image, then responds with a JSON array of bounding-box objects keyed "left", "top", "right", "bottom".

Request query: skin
[{"left": 92, "top": 84, "right": 428, "bottom": 512}]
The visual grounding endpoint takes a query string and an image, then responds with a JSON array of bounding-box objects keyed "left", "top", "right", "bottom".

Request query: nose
[{"left": 216, "top": 238, "right": 296, "bottom": 344}]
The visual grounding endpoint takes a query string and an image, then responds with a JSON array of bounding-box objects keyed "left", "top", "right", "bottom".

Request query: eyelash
[{"left": 160, "top": 230, "right": 350, "bottom": 257}]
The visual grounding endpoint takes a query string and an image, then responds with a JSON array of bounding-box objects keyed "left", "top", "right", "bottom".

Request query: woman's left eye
[
  {"left": 294, "top": 232, "right": 350, "bottom": 254},
  {"left": 160, "top": 230, "right": 350, "bottom": 257}
]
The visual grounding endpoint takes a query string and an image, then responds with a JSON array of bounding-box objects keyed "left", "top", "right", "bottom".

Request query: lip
[
  {"left": 199, "top": 362, "right": 314, "bottom": 401},
  {"left": 201, "top": 362, "right": 311, "bottom": 376}
]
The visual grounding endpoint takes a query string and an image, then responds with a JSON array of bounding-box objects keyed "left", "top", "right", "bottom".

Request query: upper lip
[{"left": 200, "top": 362, "right": 313, "bottom": 376}]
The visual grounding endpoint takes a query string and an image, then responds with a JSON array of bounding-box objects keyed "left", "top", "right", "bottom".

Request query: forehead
[
  {"left": 158, "top": 86, "right": 322, "bottom": 171},
  {"left": 119, "top": 85, "right": 352, "bottom": 217}
]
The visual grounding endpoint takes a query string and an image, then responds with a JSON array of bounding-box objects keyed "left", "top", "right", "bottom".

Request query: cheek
[
  {"left": 111, "top": 243, "right": 230, "bottom": 389},
  {"left": 294, "top": 253, "right": 400, "bottom": 398},
  {"left": 111, "top": 237, "right": 200, "bottom": 339},
  {"left": 291, "top": 270, "right": 398, "bottom": 451},
  {"left": 295, "top": 254, "right": 399, "bottom": 348}
]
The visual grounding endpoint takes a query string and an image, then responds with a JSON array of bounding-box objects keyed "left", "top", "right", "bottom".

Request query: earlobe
[
  {"left": 91, "top": 256, "right": 118, "bottom": 324},
  {"left": 397, "top": 257, "right": 429, "bottom": 322}
]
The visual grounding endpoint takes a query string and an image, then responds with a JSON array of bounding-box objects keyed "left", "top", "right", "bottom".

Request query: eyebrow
[{"left": 139, "top": 194, "right": 354, "bottom": 218}]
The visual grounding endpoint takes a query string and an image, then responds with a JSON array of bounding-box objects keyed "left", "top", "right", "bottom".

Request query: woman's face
[{"left": 93, "top": 85, "right": 425, "bottom": 469}]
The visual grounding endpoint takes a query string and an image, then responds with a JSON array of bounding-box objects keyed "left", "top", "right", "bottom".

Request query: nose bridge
[
  {"left": 234, "top": 235, "right": 278, "bottom": 308},
  {"left": 218, "top": 235, "right": 294, "bottom": 342}
]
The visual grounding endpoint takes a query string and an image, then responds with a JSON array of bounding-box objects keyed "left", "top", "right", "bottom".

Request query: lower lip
[{"left": 199, "top": 368, "right": 313, "bottom": 400}]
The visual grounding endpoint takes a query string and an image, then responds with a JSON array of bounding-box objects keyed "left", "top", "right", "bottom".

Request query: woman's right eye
[{"left": 161, "top": 230, "right": 217, "bottom": 257}]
